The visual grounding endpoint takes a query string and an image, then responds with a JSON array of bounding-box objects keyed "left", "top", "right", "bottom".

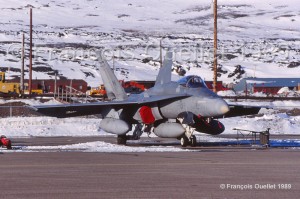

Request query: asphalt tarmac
[{"left": 0, "top": 136, "right": 299, "bottom": 199}]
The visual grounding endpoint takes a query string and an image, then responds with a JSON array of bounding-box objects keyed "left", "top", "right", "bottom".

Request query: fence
[{"left": 0, "top": 106, "right": 40, "bottom": 118}]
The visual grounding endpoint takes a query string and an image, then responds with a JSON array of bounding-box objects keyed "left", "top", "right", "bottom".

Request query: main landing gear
[
  {"left": 117, "top": 124, "right": 145, "bottom": 145},
  {"left": 117, "top": 135, "right": 127, "bottom": 145}
]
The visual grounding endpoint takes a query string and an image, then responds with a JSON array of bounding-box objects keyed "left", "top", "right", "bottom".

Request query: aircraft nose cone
[
  {"left": 220, "top": 103, "right": 230, "bottom": 114},
  {"left": 213, "top": 99, "right": 230, "bottom": 116},
  {"left": 195, "top": 97, "right": 230, "bottom": 117}
]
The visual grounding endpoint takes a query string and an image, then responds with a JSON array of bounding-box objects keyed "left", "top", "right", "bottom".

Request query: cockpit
[{"left": 177, "top": 75, "right": 207, "bottom": 88}]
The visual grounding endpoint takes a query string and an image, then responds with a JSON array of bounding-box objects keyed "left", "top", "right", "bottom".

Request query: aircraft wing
[
  {"left": 217, "top": 104, "right": 264, "bottom": 118},
  {"left": 31, "top": 101, "right": 136, "bottom": 118},
  {"left": 31, "top": 94, "right": 190, "bottom": 118}
]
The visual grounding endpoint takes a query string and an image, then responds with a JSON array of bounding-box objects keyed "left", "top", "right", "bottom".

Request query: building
[
  {"left": 7, "top": 77, "right": 88, "bottom": 94},
  {"left": 205, "top": 81, "right": 228, "bottom": 91},
  {"left": 28, "top": 79, "right": 88, "bottom": 93},
  {"left": 234, "top": 78, "right": 300, "bottom": 95}
]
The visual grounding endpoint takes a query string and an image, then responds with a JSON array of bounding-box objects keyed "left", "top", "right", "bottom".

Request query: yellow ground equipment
[
  {"left": 90, "top": 85, "right": 107, "bottom": 97},
  {"left": 0, "top": 72, "right": 42, "bottom": 95},
  {"left": 0, "top": 72, "right": 20, "bottom": 94}
]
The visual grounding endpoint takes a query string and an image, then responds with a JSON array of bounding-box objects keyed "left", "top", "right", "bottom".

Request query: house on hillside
[{"left": 234, "top": 78, "right": 300, "bottom": 95}]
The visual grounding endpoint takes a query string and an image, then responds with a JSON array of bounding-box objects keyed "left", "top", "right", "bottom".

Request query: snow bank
[
  {"left": 0, "top": 117, "right": 103, "bottom": 137},
  {"left": 24, "top": 141, "right": 193, "bottom": 153},
  {"left": 217, "top": 90, "right": 236, "bottom": 96},
  {"left": 221, "top": 113, "right": 300, "bottom": 134}
]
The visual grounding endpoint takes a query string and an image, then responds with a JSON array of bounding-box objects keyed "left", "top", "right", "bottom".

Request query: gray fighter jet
[{"left": 32, "top": 51, "right": 261, "bottom": 147}]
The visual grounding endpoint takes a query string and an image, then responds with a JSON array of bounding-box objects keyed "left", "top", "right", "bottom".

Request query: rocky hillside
[{"left": 0, "top": 0, "right": 300, "bottom": 87}]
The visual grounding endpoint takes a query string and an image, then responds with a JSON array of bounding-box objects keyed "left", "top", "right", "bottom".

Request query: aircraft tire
[
  {"left": 117, "top": 135, "right": 127, "bottom": 145},
  {"left": 190, "top": 135, "right": 197, "bottom": 147},
  {"left": 180, "top": 136, "right": 188, "bottom": 147}
]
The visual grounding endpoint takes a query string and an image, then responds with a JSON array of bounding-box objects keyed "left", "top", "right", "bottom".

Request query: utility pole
[
  {"left": 54, "top": 72, "right": 57, "bottom": 98},
  {"left": 29, "top": 7, "right": 33, "bottom": 96},
  {"left": 21, "top": 33, "right": 25, "bottom": 95},
  {"left": 113, "top": 55, "right": 115, "bottom": 71},
  {"left": 213, "top": 0, "right": 218, "bottom": 93},
  {"left": 160, "top": 38, "right": 163, "bottom": 67}
]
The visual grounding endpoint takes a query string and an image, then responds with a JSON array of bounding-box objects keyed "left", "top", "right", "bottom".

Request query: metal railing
[{"left": 56, "top": 86, "right": 101, "bottom": 103}]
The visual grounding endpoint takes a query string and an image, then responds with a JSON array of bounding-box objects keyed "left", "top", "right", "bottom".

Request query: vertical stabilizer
[
  {"left": 154, "top": 51, "right": 173, "bottom": 87},
  {"left": 97, "top": 52, "right": 128, "bottom": 101}
]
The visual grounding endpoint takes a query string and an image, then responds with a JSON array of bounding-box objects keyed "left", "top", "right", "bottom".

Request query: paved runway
[{"left": 0, "top": 137, "right": 299, "bottom": 199}]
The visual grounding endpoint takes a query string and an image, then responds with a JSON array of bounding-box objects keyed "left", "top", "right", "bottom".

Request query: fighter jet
[{"left": 32, "top": 51, "right": 261, "bottom": 147}]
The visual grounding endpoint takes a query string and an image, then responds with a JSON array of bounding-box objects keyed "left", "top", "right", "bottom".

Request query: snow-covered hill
[{"left": 1, "top": 0, "right": 300, "bottom": 87}]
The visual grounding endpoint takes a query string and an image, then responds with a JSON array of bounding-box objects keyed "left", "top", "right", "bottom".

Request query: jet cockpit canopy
[{"left": 177, "top": 75, "right": 207, "bottom": 88}]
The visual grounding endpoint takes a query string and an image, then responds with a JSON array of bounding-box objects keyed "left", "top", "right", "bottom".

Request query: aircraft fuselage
[{"left": 145, "top": 82, "right": 229, "bottom": 119}]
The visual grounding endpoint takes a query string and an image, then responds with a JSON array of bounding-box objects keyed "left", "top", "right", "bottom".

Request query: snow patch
[{"left": 23, "top": 141, "right": 194, "bottom": 152}]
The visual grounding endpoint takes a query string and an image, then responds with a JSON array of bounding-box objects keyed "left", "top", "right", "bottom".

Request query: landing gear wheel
[
  {"left": 180, "top": 136, "right": 189, "bottom": 147},
  {"left": 117, "top": 135, "right": 127, "bottom": 145},
  {"left": 190, "top": 135, "right": 197, "bottom": 147}
]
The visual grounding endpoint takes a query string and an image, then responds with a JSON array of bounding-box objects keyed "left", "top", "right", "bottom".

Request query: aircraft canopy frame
[{"left": 177, "top": 75, "right": 207, "bottom": 88}]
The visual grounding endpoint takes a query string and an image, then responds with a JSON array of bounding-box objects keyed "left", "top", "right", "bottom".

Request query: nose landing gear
[
  {"left": 180, "top": 134, "right": 197, "bottom": 147},
  {"left": 177, "top": 112, "right": 197, "bottom": 147}
]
